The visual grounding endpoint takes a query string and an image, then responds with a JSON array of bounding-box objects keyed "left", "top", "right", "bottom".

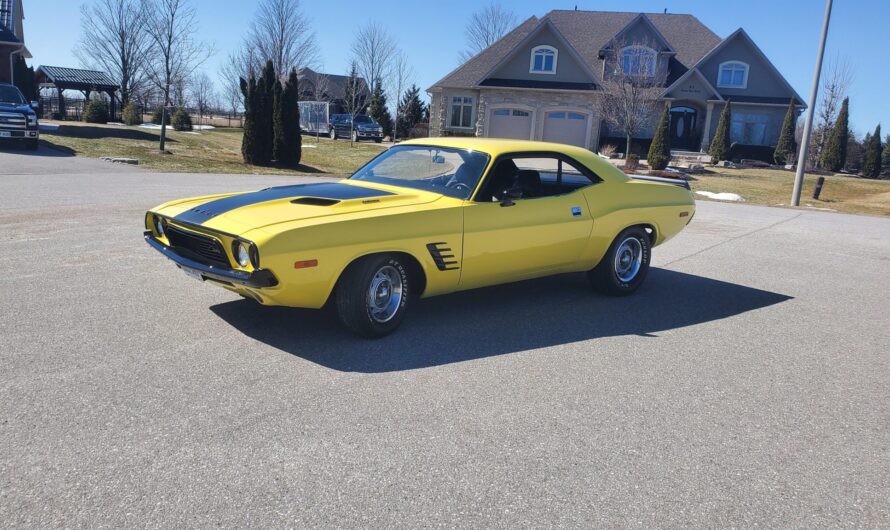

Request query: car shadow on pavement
[{"left": 210, "top": 268, "right": 792, "bottom": 373}]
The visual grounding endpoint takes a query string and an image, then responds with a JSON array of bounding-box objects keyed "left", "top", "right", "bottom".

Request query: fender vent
[
  {"left": 426, "top": 242, "right": 459, "bottom": 271},
  {"left": 291, "top": 197, "right": 341, "bottom": 206}
]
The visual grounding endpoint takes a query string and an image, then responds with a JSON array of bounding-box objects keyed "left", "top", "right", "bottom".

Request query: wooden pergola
[{"left": 34, "top": 65, "right": 120, "bottom": 119}]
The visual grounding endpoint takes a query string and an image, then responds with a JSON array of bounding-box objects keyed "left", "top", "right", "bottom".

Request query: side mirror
[
  {"left": 500, "top": 185, "right": 523, "bottom": 207},
  {"left": 31, "top": 100, "right": 39, "bottom": 109}
]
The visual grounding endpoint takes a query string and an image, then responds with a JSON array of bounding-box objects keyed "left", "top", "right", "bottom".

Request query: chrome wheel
[
  {"left": 614, "top": 237, "right": 643, "bottom": 283},
  {"left": 368, "top": 265, "right": 403, "bottom": 323}
]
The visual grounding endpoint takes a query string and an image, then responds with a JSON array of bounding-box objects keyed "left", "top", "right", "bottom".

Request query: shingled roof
[{"left": 430, "top": 10, "right": 722, "bottom": 90}]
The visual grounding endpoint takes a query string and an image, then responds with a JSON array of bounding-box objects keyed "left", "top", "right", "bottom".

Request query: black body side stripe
[
  {"left": 427, "top": 242, "right": 460, "bottom": 271},
  {"left": 174, "top": 182, "right": 393, "bottom": 225}
]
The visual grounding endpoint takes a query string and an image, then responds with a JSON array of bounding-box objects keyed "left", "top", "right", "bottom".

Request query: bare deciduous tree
[
  {"left": 143, "top": 0, "right": 213, "bottom": 150},
  {"left": 350, "top": 23, "right": 396, "bottom": 94},
  {"left": 390, "top": 52, "right": 414, "bottom": 141},
  {"left": 459, "top": 2, "right": 517, "bottom": 62},
  {"left": 594, "top": 39, "right": 668, "bottom": 163},
  {"left": 190, "top": 72, "right": 215, "bottom": 124},
  {"left": 74, "top": 0, "right": 150, "bottom": 105},
  {"left": 811, "top": 57, "right": 854, "bottom": 167},
  {"left": 246, "top": 0, "right": 317, "bottom": 76},
  {"left": 219, "top": 68, "right": 243, "bottom": 127}
]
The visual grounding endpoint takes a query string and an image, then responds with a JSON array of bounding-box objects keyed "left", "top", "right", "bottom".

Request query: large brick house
[
  {"left": 0, "top": 0, "right": 29, "bottom": 84},
  {"left": 427, "top": 10, "right": 804, "bottom": 159}
]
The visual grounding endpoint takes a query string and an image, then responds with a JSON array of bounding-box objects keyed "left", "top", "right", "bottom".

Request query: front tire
[
  {"left": 351, "top": 130, "right": 358, "bottom": 142},
  {"left": 329, "top": 128, "right": 337, "bottom": 140},
  {"left": 588, "top": 227, "right": 651, "bottom": 296},
  {"left": 335, "top": 254, "right": 411, "bottom": 338}
]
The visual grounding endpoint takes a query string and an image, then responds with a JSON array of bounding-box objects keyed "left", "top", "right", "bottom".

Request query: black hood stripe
[{"left": 174, "top": 182, "right": 393, "bottom": 225}]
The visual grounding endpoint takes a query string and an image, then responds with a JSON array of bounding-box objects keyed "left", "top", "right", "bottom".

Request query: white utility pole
[{"left": 791, "top": 0, "right": 833, "bottom": 206}]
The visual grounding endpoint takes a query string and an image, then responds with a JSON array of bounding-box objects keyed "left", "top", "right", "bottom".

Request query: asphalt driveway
[{"left": 1, "top": 148, "right": 888, "bottom": 527}]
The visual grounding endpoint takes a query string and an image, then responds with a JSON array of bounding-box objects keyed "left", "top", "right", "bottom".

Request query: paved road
[{"left": 1, "top": 149, "right": 888, "bottom": 527}]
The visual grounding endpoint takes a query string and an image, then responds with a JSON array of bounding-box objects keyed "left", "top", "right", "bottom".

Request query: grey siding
[
  {"left": 699, "top": 37, "right": 791, "bottom": 99},
  {"left": 488, "top": 25, "right": 594, "bottom": 84}
]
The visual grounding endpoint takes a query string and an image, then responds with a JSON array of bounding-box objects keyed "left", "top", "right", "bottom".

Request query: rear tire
[
  {"left": 335, "top": 254, "right": 411, "bottom": 338},
  {"left": 588, "top": 227, "right": 651, "bottom": 296}
]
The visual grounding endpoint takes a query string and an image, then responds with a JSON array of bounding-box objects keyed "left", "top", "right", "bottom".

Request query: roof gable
[
  {"left": 662, "top": 68, "right": 722, "bottom": 101},
  {"left": 480, "top": 19, "right": 597, "bottom": 86},
  {"left": 605, "top": 13, "right": 676, "bottom": 53},
  {"left": 694, "top": 28, "right": 804, "bottom": 104}
]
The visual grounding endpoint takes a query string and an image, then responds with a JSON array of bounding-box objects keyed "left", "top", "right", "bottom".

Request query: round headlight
[
  {"left": 236, "top": 242, "right": 251, "bottom": 267},
  {"left": 154, "top": 217, "right": 165, "bottom": 237}
]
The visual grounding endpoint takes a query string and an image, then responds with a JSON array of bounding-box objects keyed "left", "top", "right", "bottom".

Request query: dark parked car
[
  {"left": 0, "top": 83, "right": 40, "bottom": 150},
  {"left": 329, "top": 114, "right": 383, "bottom": 142}
]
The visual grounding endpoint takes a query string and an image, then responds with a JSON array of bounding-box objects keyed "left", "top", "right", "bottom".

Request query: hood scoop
[{"left": 291, "top": 197, "right": 341, "bottom": 206}]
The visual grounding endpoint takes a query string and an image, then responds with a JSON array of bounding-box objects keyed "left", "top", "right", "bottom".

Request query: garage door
[
  {"left": 543, "top": 111, "right": 589, "bottom": 148},
  {"left": 488, "top": 108, "right": 532, "bottom": 140}
]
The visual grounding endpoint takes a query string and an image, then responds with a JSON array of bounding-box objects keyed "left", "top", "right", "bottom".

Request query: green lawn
[
  {"left": 39, "top": 121, "right": 890, "bottom": 216},
  {"left": 39, "top": 121, "right": 385, "bottom": 177},
  {"left": 689, "top": 167, "right": 890, "bottom": 217}
]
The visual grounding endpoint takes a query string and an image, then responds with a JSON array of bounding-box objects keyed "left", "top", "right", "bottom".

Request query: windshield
[
  {"left": 0, "top": 86, "right": 26, "bottom": 105},
  {"left": 354, "top": 115, "right": 374, "bottom": 124},
  {"left": 350, "top": 145, "right": 490, "bottom": 199}
]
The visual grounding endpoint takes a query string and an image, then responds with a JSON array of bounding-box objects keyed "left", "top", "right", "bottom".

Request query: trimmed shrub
[
  {"left": 708, "top": 100, "right": 731, "bottom": 164},
  {"left": 151, "top": 107, "right": 169, "bottom": 125},
  {"left": 172, "top": 107, "right": 193, "bottom": 131},
  {"left": 83, "top": 99, "right": 109, "bottom": 124},
  {"left": 773, "top": 99, "right": 796, "bottom": 165},
  {"left": 625, "top": 153, "right": 640, "bottom": 170},
  {"left": 862, "top": 124, "right": 882, "bottom": 178},
  {"left": 647, "top": 104, "right": 671, "bottom": 170},
  {"left": 276, "top": 69, "right": 301, "bottom": 166},
  {"left": 122, "top": 102, "right": 142, "bottom": 126}
]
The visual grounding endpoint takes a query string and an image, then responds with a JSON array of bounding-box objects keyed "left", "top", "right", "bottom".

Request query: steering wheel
[{"left": 445, "top": 176, "right": 472, "bottom": 193}]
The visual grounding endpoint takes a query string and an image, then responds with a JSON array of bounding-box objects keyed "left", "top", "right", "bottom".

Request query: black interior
[{"left": 474, "top": 156, "right": 597, "bottom": 202}]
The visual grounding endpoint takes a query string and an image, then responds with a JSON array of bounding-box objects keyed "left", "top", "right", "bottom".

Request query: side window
[{"left": 476, "top": 155, "right": 597, "bottom": 202}]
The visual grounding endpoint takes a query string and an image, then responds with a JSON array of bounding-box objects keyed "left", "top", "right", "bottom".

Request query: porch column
[{"left": 700, "top": 102, "right": 715, "bottom": 152}]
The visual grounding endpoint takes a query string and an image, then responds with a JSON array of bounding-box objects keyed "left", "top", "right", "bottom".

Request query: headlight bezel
[
  {"left": 232, "top": 240, "right": 259, "bottom": 269},
  {"left": 153, "top": 215, "right": 166, "bottom": 237}
]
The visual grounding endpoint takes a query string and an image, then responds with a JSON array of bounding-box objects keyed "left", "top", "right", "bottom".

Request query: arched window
[
  {"left": 620, "top": 46, "right": 657, "bottom": 76},
  {"left": 717, "top": 61, "right": 749, "bottom": 89},
  {"left": 530, "top": 45, "right": 558, "bottom": 74}
]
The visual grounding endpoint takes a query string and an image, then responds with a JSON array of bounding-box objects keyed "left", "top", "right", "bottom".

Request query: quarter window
[
  {"left": 450, "top": 96, "right": 475, "bottom": 128},
  {"left": 718, "top": 61, "right": 749, "bottom": 88},
  {"left": 530, "top": 45, "right": 558, "bottom": 74}
]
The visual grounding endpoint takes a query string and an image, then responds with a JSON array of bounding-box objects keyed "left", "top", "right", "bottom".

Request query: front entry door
[{"left": 669, "top": 107, "right": 698, "bottom": 150}]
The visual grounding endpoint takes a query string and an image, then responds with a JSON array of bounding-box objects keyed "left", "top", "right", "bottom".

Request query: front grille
[
  {"left": 0, "top": 112, "right": 26, "bottom": 130},
  {"left": 165, "top": 224, "right": 230, "bottom": 269}
]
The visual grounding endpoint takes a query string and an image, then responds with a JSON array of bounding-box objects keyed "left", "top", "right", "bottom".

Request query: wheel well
[
  {"left": 335, "top": 251, "right": 428, "bottom": 298},
  {"left": 629, "top": 224, "right": 657, "bottom": 245}
]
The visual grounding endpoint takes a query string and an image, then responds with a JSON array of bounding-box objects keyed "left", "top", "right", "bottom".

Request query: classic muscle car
[{"left": 145, "top": 138, "right": 694, "bottom": 337}]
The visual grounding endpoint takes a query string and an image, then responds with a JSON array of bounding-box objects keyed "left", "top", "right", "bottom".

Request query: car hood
[
  {"left": 0, "top": 102, "right": 33, "bottom": 114},
  {"left": 154, "top": 180, "right": 443, "bottom": 234}
]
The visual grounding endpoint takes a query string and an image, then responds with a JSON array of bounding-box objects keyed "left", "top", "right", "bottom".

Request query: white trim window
[
  {"left": 621, "top": 45, "right": 657, "bottom": 76},
  {"left": 530, "top": 45, "right": 558, "bottom": 74},
  {"left": 449, "top": 95, "right": 475, "bottom": 128},
  {"left": 717, "top": 61, "right": 749, "bottom": 89}
]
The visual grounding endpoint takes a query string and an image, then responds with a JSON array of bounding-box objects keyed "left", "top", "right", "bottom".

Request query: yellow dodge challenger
[{"left": 145, "top": 138, "right": 694, "bottom": 337}]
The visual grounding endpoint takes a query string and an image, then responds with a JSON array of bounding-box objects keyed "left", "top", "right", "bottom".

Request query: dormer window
[
  {"left": 718, "top": 61, "right": 749, "bottom": 89},
  {"left": 620, "top": 46, "right": 657, "bottom": 76},
  {"left": 530, "top": 45, "right": 558, "bottom": 74}
]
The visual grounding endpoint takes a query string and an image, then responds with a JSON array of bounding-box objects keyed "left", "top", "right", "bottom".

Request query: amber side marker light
[
  {"left": 679, "top": 211, "right": 690, "bottom": 217},
  {"left": 294, "top": 259, "right": 318, "bottom": 269}
]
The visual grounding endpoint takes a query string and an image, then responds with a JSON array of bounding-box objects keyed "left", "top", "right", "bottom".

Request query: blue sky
[{"left": 21, "top": 0, "right": 888, "bottom": 138}]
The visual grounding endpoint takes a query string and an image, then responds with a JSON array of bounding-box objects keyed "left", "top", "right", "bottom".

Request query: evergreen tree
[
  {"left": 774, "top": 99, "right": 797, "bottom": 165},
  {"left": 647, "top": 103, "right": 671, "bottom": 170},
  {"left": 341, "top": 63, "right": 365, "bottom": 117},
  {"left": 398, "top": 84, "right": 424, "bottom": 138},
  {"left": 820, "top": 97, "right": 849, "bottom": 172},
  {"left": 367, "top": 79, "right": 393, "bottom": 138},
  {"left": 13, "top": 56, "right": 37, "bottom": 101},
  {"left": 708, "top": 100, "right": 732, "bottom": 163},
  {"left": 881, "top": 134, "right": 890, "bottom": 179},
  {"left": 171, "top": 107, "right": 193, "bottom": 131},
  {"left": 277, "top": 69, "right": 302, "bottom": 166},
  {"left": 256, "top": 60, "right": 277, "bottom": 165},
  {"left": 240, "top": 76, "right": 260, "bottom": 164},
  {"left": 862, "top": 124, "right": 882, "bottom": 178},
  {"left": 272, "top": 77, "right": 285, "bottom": 162}
]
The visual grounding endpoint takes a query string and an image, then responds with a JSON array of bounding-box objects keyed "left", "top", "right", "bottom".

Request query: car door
[{"left": 459, "top": 154, "right": 597, "bottom": 290}]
